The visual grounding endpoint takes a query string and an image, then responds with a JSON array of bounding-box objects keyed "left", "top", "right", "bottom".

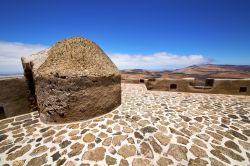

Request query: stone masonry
[
  {"left": 21, "top": 37, "right": 121, "bottom": 123},
  {"left": 0, "top": 83, "right": 250, "bottom": 165}
]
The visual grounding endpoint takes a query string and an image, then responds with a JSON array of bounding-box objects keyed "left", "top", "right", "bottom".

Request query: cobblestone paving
[{"left": 0, "top": 83, "right": 250, "bottom": 166}]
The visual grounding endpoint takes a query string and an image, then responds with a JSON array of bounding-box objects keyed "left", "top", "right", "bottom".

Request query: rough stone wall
[
  {"left": 145, "top": 78, "right": 250, "bottom": 95},
  {"left": 22, "top": 36, "right": 121, "bottom": 123},
  {"left": 121, "top": 78, "right": 146, "bottom": 84},
  {"left": 0, "top": 77, "right": 34, "bottom": 119},
  {"left": 35, "top": 75, "right": 121, "bottom": 123}
]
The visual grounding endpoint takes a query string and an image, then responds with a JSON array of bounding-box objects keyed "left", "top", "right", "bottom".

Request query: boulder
[{"left": 21, "top": 36, "right": 121, "bottom": 123}]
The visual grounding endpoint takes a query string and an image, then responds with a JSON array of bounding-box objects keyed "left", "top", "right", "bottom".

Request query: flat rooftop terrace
[{"left": 0, "top": 83, "right": 250, "bottom": 166}]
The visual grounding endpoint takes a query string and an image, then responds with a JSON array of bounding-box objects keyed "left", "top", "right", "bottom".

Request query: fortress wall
[
  {"left": 121, "top": 78, "right": 145, "bottom": 84},
  {"left": 145, "top": 78, "right": 250, "bottom": 95},
  {"left": 0, "top": 77, "right": 32, "bottom": 119},
  {"left": 210, "top": 79, "right": 250, "bottom": 95},
  {"left": 146, "top": 78, "right": 194, "bottom": 91}
]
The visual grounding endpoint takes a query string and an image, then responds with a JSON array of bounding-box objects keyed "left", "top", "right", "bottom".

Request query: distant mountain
[
  {"left": 0, "top": 73, "right": 23, "bottom": 78},
  {"left": 120, "top": 69, "right": 166, "bottom": 79},
  {"left": 121, "top": 64, "right": 250, "bottom": 79}
]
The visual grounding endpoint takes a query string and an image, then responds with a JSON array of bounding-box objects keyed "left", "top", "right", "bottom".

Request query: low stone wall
[
  {"left": 145, "top": 78, "right": 250, "bottom": 95},
  {"left": 121, "top": 78, "right": 146, "bottom": 84},
  {"left": 0, "top": 77, "right": 33, "bottom": 119}
]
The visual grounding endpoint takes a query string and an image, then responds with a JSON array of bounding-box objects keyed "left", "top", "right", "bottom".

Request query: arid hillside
[{"left": 121, "top": 64, "right": 250, "bottom": 79}]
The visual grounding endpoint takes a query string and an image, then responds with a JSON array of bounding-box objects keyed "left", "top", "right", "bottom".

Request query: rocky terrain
[{"left": 121, "top": 64, "right": 250, "bottom": 79}]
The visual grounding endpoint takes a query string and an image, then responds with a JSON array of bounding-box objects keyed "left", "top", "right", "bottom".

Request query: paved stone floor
[{"left": 0, "top": 83, "right": 250, "bottom": 166}]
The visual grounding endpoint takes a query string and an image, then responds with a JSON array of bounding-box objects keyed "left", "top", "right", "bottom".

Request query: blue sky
[{"left": 0, "top": 0, "right": 250, "bottom": 74}]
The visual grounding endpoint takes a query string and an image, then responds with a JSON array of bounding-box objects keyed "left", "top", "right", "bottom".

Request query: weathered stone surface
[
  {"left": 95, "top": 137, "right": 102, "bottom": 144},
  {"left": 103, "top": 137, "right": 112, "bottom": 146},
  {"left": 64, "top": 161, "right": 76, "bottom": 166},
  {"left": 7, "top": 144, "right": 31, "bottom": 160},
  {"left": 83, "top": 133, "right": 95, "bottom": 143},
  {"left": 21, "top": 36, "right": 121, "bottom": 123},
  {"left": 68, "top": 142, "right": 84, "bottom": 157},
  {"left": 140, "top": 142, "right": 154, "bottom": 158},
  {"left": 123, "top": 126, "right": 133, "bottom": 133},
  {"left": 205, "top": 130, "right": 223, "bottom": 141},
  {"left": 12, "top": 160, "right": 25, "bottom": 166},
  {"left": 118, "top": 145, "right": 136, "bottom": 158},
  {"left": 15, "top": 114, "right": 32, "bottom": 121},
  {"left": 196, "top": 133, "right": 210, "bottom": 142},
  {"left": 192, "top": 138, "right": 207, "bottom": 148},
  {"left": 43, "top": 136, "right": 53, "bottom": 143},
  {"left": 87, "top": 143, "right": 95, "bottom": 150},
  {"left": 127, "top": 137, "right": 135, "bottom": 144},
  {"left": 53, "top": 135, "right": 64, "bottom": 144},
  {"left": 59, "top": 140, "right": 71, "bottom": 148},
  {"left": 157, "top": 157, "right": 173, "bottom": 166},
  {"left": 194, "top": 117, "right": 203, "bottom": 122},
  {"left": 68, "top": 130, "right": 79, "bottom": 136},
  {"left": 246, "top": 152, "right": 250, "bottom": 162},
  {"left": 67, "top": 123, "right": 79, "bottom": 129},
  {"left": 56, "top": 158, "right": 66, "bottom": 166},
  {"left": 177, "top": 136, "right": 189, "bottom": 145},
  {"left": 188, "top": 158, "right": 208, "bottom": 166},
  {"left": 0, "top": 134, "right": 8, "bottom": 142},
  {"left": 105, "top": 155, "right": 117, "bottom": 165},
  {"left": 0, "top": 118, "right": 14, "bottom": 127},
  {"left": 55, "top": 129, "right": 67, "bottom": 137},
  {"left": 140, "top": 126, "right": 157, "bottom": 134},
  {"left": 27, "top": 154, "right": 47, "bottom": 166},
  {"left": 138, "top": 120, "right": 150, "bottom": 127},
  {"left": 238, "top": 140, "right": 250, "bottom": 150},
  {"left": 39, "top": 127, "right": 50, "bottom": 133},
  {"left": 242, "top": 129, "right": 250, "bottom": 136},
  {"left": 30, "top": 145, "right": 48, "bottom": 156},
  {"left": 80, "top": 164, "right": 90, "bottom": 166},
  {"left": 7, "top": 146, "right": 21, "bottom": 154},
  {"left": 228, "top": 130, "right": 248, "bottom": 141},
  {"left": 167, "top": 144, "right": 188, "bottom": 161},
  {"left": 0, "top": 144, "right": 14, "bottom": 153},
  {"left": 210, "top": 149, "right": 230, "bottom": 164},
  {"left": 149, "top": 136, "right": 162, "bottom": 153},
  {"left": 82, "top": 147, "right": 106, "bottom": 161},
  {"left": 98, "top": 132, "right": 108, "bottom": 138},
  {"left": 154, "top": 132, "right": 171, "bottom": 145},
  {"left": 224, "top": 140, "right": 241, "bottom": 152},
  {"left": 212, "top": 145, "right": 245, "bottom": 161},
  {"left": 209, "top": 157, "right": 226, "bottom": 166},
  {"left": 42, "top": 130, "right": 55, "bottom": 137},
  {"left": 23, "top": 119, "right": 39, "bottom": 127},
  {"left": 169, "top": 127, "right": 186, "bottom": 137},
  {"left": 180, "top": 115, "right": 191, "bottom": 122},
  {"left": 190, "top": 145, "right": 208, "bottom": 158},
  {"left": 51, "top": 151, "right": 61, "bottom": 161},
  {"left": 132, "top": 158, "right": 150, "bottom": 166},
  {"left": 112, "top": 135, "right": 128, "bottom": 146},
  {"left": 119, "top": 159, "right": 129, "bottom": 166},
  {"left": 134, "top": 132, "right": 143, "bottom": 139},
  {"left": 108, "top": 146, "right": 117, "bottom": 155},
  {"left": 1, "top": 81, "right": 250, "bottom": 166}
]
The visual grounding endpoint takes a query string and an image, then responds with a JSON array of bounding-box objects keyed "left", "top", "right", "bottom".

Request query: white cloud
[
  {"left": 0, "top": 41, "right": 47, "bottom": 74},
  {"left": 0, "top": 41, "right": 211, "bottom": 74},
  {"left": 109, "top": 52, "right": 211, "bottom": 70}
]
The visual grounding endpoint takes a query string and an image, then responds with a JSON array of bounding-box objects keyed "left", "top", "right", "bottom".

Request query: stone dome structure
[{"left": 21, "top": 36, "right": 121, "bottom": 123}]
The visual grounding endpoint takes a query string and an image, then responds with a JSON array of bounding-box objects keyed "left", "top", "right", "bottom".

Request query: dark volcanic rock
[
  {"left": 22, "top": 36, "right": 121, "bottom": 123},
  {"left": 140, "top": 126, "right": 157, "bottom": 134},
  {"left": 51, "top": 151, "right": 61, "bottom": 162}
]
